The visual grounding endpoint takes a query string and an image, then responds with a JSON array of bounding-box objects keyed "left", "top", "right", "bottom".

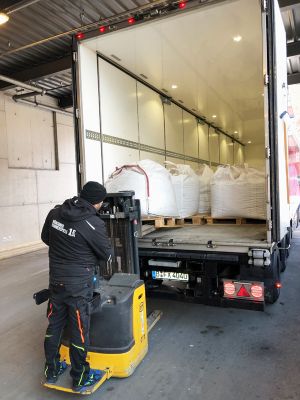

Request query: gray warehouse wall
[{"left": 0, "top": 93, "right": 77, "bottom": 259}]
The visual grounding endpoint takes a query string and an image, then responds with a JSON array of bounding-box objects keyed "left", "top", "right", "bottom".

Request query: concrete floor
[{"left": 1, "top": 231, "right": 300, "bottom": 400}]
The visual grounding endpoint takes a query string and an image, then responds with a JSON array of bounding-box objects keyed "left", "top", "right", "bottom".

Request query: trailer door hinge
[
  {"left": 73, "top": 51, "right": 78, "bottom": 62},
  {"left": 75, "top": 108, "right": 80, "bottom": 119},
  {"left": 265, "top": 146, "right": 270, "bottom": 159},
  {"left": 268, "top": 220, "right": 273, "bottom": 230},
  {"left": 264, "top": 74, "right": 269, "bottom": 86},
  {"left": 261, "top": 0, "right": 268, "bottom": 12}
]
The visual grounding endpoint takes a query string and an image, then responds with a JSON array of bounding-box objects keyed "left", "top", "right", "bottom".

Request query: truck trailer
[{"left": 72, "top": 0, "right": 300, "bottom": 310}]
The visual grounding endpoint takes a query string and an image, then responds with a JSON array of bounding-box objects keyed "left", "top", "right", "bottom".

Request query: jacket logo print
[
  {"left": 52, "top": 220, "right": 76, "bottom": 237},
  {"left": 68, "top": 228, "right": 76, "bottom": 237}
]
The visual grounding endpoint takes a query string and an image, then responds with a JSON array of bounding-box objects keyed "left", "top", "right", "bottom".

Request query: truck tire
[
  {"left": 265, "top": 285, "right": 280, "bottom": 304},
  {"left": 265, "top": 253, "right": 281, "bottom": 304},
  {"left": 280, "top": 259, "right": 287, "bottom": 273}
]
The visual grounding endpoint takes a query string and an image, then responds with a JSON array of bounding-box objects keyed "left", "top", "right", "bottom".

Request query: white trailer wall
[
  {"left": 164, "top": 104, "right": 184, "bottom": 156},
  {"left": 79, "top": 46, "right": 244, "bottom": 182},
  {"left": 79, "top": 43, "right": 243, "bottom": 182},
  {"left": 137, "top": 82, "right": 165, "bottom": 163},
  {"left": 245, "top": 144, "right": 265, "bottom": 170},
  {"left": 0, "top": 94, "right": 77, "bottom": 259},
  {"left": 198, "top": 124, "right": 209, "bottom": 162},
  {"left": 183, "top": 111, "right": 199, "bottom": 170},
  {"left": 209, "top": 131, "right": 220, "bottom": 164},
  {"left": 234, "top": 143, "right": 244, "bottom": 165}
]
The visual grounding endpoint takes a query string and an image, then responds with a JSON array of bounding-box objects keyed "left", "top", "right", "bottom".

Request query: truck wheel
[
  {"left": 265, "top": 252, "right": 281, "bottom": 304},
  {"left": 265, "top": 285, "right": 280, "bottom": 304},
  {"left": 280, "top": 259, "right": 287, "bottom": 273}
]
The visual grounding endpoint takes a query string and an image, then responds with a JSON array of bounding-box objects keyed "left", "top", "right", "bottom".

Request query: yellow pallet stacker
[{"left": 44, "top": 274, "right": 161, "bottom": 394}]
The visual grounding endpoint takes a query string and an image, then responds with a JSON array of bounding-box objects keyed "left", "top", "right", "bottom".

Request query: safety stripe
[
  {"left": 76, "top": 310, "right": 85, "bottom": 343},
  {"left": 72, "top": 343, "right": 85, "bottom": 352},
  {"left": 47, "top": 303, "right": 53, "bottom": 319},
  {"left": 45, "top": 334, "right": 52, "bottom": 338},
  {"left": 85, "top": 220, "right": 95, "bottom": 230},
  {"left": 78, "top": 366, "right": 85, "bottom": 386}
]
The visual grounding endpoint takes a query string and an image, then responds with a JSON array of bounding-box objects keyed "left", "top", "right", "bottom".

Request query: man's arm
[
  {"left": 41, "top": 211, "right": 52, "bottom": 246},
  {"left": 82, "top": 218, "right": 112, "bottom": 262}
]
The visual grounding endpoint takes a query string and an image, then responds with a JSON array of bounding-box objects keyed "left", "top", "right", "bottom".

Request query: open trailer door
[{"left": 264, "top": 0, "right": 289, "bottom": 244}]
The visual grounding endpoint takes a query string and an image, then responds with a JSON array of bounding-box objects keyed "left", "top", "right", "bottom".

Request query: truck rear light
[
  {"left": 75, "top": 32, "right": 85, "bottom": 40},
  {"left": 275, "top": 282, "right": 282, "bottom": 289},
  {"left": 250, "top": 285, "right": 263, "bottom": 298},
  {"left": 223, "top": 280, "right": 264, "bottom": 302},
  {"left": 224, "top": 282, "right": 235, "bottom": 296}
]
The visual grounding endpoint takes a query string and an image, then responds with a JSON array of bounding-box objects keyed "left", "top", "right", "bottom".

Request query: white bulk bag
[
  {"left": 211, "top": 165, "right": 266, "bottom": 220},
  {"left": 195, "top": 164, "right": 214, "bottom": 214},
  {"left": 166, "top": 162, "right": 199, "bottom": 218},
  {"left": 105, "top": 159, "right": 178, "bottom": 217}
]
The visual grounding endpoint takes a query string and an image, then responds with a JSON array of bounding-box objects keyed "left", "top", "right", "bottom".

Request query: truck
[{"left": 72, "top": 0, "right": 300, "bottom": 310}]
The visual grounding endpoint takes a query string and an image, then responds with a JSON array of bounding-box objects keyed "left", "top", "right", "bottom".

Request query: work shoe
[
  {"left": 45, "top": 361, "right": 67, "bottom": 384},
  {"left": 72, "top": 369, "right": 102, "bottom": 392}
]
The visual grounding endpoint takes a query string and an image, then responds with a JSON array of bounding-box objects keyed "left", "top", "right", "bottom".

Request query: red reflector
[
  {"left": 237, "top": 285, "right": 250, "bottom": 297},
  {"left": 75, "top": 32, "right": 85, "bottom": 40},
  {"left": 178, "top": 1, "right": 187, "bottom": 9},
  {"left": 99, "top": 26, "right": 106, "bottom": 33},
  {"left": 128, "top": 17, "right": 135, "bottom": 24},
  {"left": 251, "top": 284, "right": 263, "bottom": 298},
  {"left": 224, "top": 282, "right": 235, "bottom": 296},
  {"left": 275, "top": 282, "right": 282, "bottom": 289}
]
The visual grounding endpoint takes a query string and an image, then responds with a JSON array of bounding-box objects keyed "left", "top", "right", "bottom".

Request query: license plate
[{"left": 152, "top": 271, "right": 189, "bottom": 282}]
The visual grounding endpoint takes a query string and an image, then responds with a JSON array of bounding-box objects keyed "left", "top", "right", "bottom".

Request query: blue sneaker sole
[{"left": 72, "top": 370, "right": 103, "bottom": 392}]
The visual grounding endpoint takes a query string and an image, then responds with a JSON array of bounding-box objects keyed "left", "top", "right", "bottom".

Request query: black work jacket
[{"left": 41, "top": 197, "right": 111, "bottom": 285}]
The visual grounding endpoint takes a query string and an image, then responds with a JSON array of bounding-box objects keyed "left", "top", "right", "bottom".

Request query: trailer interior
[
  {"left": 78, "top": 0, "right": 267, "bottom": 240},
  {"left": 76, "top": 0, "right": 296, "bottom": 307}
]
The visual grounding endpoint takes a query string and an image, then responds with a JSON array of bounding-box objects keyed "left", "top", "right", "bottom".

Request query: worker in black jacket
[{"left": 41, "top": 181, "right": 111, "bottom": 392}]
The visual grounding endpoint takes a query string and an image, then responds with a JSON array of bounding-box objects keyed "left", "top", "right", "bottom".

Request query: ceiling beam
[
  {"left": 279, "top": 0, "right": 300, "bottom": 9},
  {"left": 58, "top": 94, "right": 73, "bottom": 109},
  {"left": 288, "top": 72, "right": 300, "bottom": 85},
  {"left": 0, "top": 55, "right": 72, "bottom": 90},
  {"left": 287, "top": 41, "right": 300, "bottom": 57},
  {"left": 2, "top": 0, "right": 25, "bottom": 9}
]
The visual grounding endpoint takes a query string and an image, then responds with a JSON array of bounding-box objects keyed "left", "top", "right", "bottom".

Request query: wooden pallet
[
  {"left": 180, "top": 214, "right": 206, "bottom": 226},
  {"left": 142, "top": 217, "right": 182, "bottom": 229},
  {"left": 204, "top": 216, "right": 266, "bottom": 225},
  {"left": 142, "top": 214, "right": 206, "bottom": 228}
]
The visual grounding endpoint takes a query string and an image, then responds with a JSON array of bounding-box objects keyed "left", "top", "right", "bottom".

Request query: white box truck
[{"left": 72, "top": 0, "right": 300, "bottom": 310}]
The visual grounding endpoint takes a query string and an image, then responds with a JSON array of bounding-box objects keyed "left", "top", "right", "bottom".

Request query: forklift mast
[{"left": 99, "top": 191, "right": 141, "bottom": 277}]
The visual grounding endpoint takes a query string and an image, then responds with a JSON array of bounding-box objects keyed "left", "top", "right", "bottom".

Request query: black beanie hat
[{"left": 80, "top": 181, "right": 107, "bottom": 205}]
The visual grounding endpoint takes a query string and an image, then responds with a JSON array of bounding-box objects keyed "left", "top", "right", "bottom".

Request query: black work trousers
[{"left": 44, "top": 281, "right": 93, "bottom": 385}]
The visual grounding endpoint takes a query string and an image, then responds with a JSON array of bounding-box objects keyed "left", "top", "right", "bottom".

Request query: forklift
[{"left": 34, "top": 192, "right": 161, "bottom": 395}]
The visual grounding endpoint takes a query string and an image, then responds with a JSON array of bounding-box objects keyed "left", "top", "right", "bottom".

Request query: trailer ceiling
[
  {"left": 85, "top": 0, "right": 264, "bottom": 144},
  {"left": 0, "top": 0, "right": 298, "bottom": 102}
]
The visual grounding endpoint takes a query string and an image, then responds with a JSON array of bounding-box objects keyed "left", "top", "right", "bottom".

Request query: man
[{"left": 41, "top": 181, "right": 111, "bottom": 392}]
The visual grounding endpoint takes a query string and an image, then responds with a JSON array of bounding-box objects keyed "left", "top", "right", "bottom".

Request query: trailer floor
[
  {"left": 142, "top": 224, "right": 267, "bottom": 245},
  {"left": 1, "top": 231, "right": 300, "bottom": 400}
]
